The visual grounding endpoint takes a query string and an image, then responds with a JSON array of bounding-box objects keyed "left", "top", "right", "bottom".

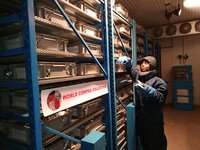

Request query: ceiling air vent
[
  {"left": 179, "top": 22, "right": 192, "bottom": 34},
  {"left": 153, "top": 27, "right": 163, "bottom": 37},
  {"left": 195, "top": 21, "right": 200, "bottom": 32},
  {"left": 166, "top": 25, "right": 177, "bottom": 36}
]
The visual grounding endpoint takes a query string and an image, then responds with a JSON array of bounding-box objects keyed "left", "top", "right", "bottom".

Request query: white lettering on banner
[{"left": 41, "top": 80, "right": 108, "bottom": 117}]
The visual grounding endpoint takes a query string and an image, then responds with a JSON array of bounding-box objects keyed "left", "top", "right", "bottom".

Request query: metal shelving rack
[
  {"left": 0, "top": 0, "right": 42, "bottom": 149},
  {"left": 110, "top": 1, "right": 137, "bottom": 149},
  {"left": 0, "top": 0, "right": 137, "bottom": 149}
]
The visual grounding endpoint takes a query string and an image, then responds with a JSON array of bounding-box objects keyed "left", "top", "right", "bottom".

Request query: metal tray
[
  {"left": 75, "top": 21, "right": 101, "bottom": 38},
  {"left": 35, "top": 4, "right": 76, "bottom": 28},
  {"left": 38, "top": 61, "right": 77, "bottom": 79},
  {"left": 68, "top": 42, "right": 101, "bottom": 56},
  {"left": 72, "top": 114, "right": 103, "bottom": 138},
  {"left": 36, "top": 33, "right": 69, "bottom": 52},
  {"left": 0, "top": 32, "right": 24, "bottom": 50},
  {"left": 71, "top": 97, "right": 103, "bottom": 118},
  {"left": 42, "top": 110, "right": 72, "bottom": 141},
  {"left": 77, "top": 63, "right": 100, "bottom": 76}
]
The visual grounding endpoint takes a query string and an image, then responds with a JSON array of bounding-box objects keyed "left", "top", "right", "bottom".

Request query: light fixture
[
  {"left": 184, "top": 0, "right": 200, "bottom": 8},
  {"left": 165, "top": 4, "right": 182, "bottom": 20},
  {"left": 173, "top": 4, "right": 182, "bottom": 16}
]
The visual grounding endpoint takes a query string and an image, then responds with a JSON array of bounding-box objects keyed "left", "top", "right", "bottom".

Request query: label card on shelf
[{"left": 41, "top": 80, "right": 108, "bottom": 116}]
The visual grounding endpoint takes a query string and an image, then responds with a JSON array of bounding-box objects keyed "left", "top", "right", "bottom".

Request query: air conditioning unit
[{"left": 148, "top": 20, "right": 200, "bottom": 39}]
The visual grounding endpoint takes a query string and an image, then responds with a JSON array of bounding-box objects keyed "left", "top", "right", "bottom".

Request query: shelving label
[{"left": 41, "top": 80, "right": 108, "bottom": 116}]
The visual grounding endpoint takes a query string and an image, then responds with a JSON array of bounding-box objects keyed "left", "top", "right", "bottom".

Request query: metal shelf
[
  {"left": 39, "top": 74, "right": 104, "bottom": 85},
  {"left": 38, "top": 0, "right": 101, "bottom": 24},
  {"left": 35, "top": 16, "right": 102, "bottom": 42},
  {"left": 43, "top": 108, "right": 105, "bottom": 146},
  {"left": 113, "top": 10, "right": 132, "bottom": 28}
]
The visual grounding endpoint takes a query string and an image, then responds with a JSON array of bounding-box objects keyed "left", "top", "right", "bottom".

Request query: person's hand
[
  {"left": 131, "top": 65, "right": 139, "bottom": 81},
  {"left": 116, "top": 56, "right": 131, "bottom": 64},
  {"left": 134, "top": 80, "right": 156, "bottom": 97}
]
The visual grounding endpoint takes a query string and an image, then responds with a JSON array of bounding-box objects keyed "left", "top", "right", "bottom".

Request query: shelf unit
[
  {"left": 0, "top": 0, "right": 137, "bottom": 150},
  {"left": 112, "top": 1, "right": 136, "bottom": 149},
  {"left": 172, "top": 65, "right": 193, "bottom": 110}
]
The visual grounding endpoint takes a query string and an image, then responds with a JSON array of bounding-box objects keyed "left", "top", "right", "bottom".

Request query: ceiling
[{"left": 118, "top": 0, "right": 200, "bottom": 29}]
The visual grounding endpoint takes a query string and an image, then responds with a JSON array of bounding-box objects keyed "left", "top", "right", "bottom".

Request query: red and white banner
[{"left": 41, "top": 80, "right": 108, "bottom": 116}]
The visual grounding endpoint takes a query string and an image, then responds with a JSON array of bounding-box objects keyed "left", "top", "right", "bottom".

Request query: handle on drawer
[
  {"left": 43, "top": 37, "right": 57, "bottom": 41},
  {"left": 52, "top": 64, "right": 66, "bottom": 67}
]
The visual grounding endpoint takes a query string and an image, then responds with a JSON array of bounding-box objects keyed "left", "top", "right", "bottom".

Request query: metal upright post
[
  {"left": 22, "top": 0, "right": 42, "bottom": 149},
  {"left": 106, "top": 0, "right": 117, "bottom": 149}
]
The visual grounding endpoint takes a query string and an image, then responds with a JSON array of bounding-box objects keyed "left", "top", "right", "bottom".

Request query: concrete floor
[{"left": 163, "top": 105, "right": 200, "bottom": 150}]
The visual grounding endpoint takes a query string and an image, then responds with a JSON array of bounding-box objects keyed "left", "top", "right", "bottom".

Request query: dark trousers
[{"left": 137, "top": 124, "right": 167, "bottom": 150}]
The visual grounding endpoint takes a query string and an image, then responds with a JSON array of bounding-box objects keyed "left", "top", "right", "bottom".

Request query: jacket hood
[{"left": 139, "top": 56, "right": 157, "bottom": 70}]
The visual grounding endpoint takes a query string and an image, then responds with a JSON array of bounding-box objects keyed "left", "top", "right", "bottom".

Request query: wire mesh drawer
[
  {"left": 75, "top": 21, "right": 101, "bottom": 38},
  {"left": 38, "top": 62, "right": 77, "bottom": 79},
  {"left": 72, "top": 0, "right": 101, "bottom": 19},
  {"left": 0, "top": 91, "right": 11, "bottom": 107},
  {"left": 0, "top": 32, "right": 24, "bottom": 50},
  {"left": 72, "top": 114, "right": 103, "bottom": 138},
  {"left": 42, "top": 110, "right": 72, "bottom": 141},
  {"left": 71, "top": 97, "right": 103, "bottom": 118},
  {"left": 77, "top": 63, "right": 100, "bottom": 75},
  {"left": 7, "top": 122, "right": 30, "bottom": 145},
  {"left": 67, "top": 42, "right": 102, "bottom": 56},
  {"left": 0, "top": 63, "right": 26, "bottom": 80},
  {"left": 36, "top": 33, "right": 69, "bottom": 52},
  {"left": 11, "top": 91, "right": 28, "bottom": 110},
  {"left": 35, "top": 4, "right": 76, "bottom": 28},
  {"left": 0, "top": 120, "right": 8, "bottom": 136}
]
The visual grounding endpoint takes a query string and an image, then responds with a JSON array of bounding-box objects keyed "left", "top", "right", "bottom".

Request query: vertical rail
[
  {"left": 22, "top": 0, "right": 42, "bottom": 149},
  {"left": 131, "top": 19, "right": 137, "bottom": 105},
  {"left": 107, "top": 0, "right": 117, "bottom": 149},
  {"left": 101, "top": 0, "right": 114, "bottom": 149},
  {"left": 126, "top": 103, "right": 136, "bottom": 150}
]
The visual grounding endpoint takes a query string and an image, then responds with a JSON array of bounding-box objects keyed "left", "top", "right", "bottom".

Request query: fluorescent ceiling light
[{"left": 184, "top": 0, "right": 200, "bottom": 8}]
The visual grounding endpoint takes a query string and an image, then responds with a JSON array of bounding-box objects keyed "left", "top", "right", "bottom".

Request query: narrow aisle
[{"left": 164, "top": 105, "right": 200, "bottom": 150}]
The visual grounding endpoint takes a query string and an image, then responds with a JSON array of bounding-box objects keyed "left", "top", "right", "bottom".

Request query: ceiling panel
[{"left": 117, "top": 0, "right": 200, "bottom": 29}]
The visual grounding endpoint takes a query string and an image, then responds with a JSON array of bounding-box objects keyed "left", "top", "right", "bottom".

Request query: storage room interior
[{"left": 0, "top": 0, "right": 200, "bottom": 150}]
